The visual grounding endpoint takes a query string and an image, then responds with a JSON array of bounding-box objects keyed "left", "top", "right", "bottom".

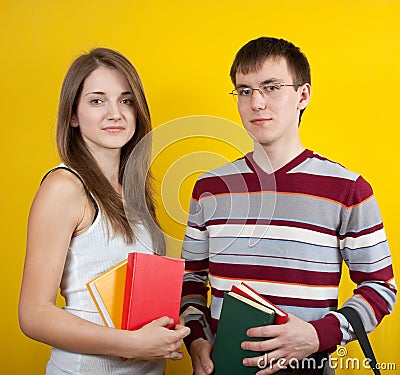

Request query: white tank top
[{"left": 45, "top": 165, "right": 165, "bottom": 375}]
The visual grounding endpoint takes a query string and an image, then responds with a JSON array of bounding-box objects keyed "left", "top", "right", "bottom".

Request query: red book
[
  {"left": 121, "top": 252, "right": 185, "bottom": 330},
  {"left": 231, "top": 282, "right": 288, "bottom": 325}
]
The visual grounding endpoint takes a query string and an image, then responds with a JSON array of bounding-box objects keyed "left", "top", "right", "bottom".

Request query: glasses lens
[
  {"left": 260, "top": 84, "right": 281, "bottom": 97},
  {"left": 236, "top": 88, "right": 253, "bottom": 103}
]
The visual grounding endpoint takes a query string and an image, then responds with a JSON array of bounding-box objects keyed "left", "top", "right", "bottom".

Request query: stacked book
[{"left": 86, "top": 252, "right": 185, "bottom": 330}]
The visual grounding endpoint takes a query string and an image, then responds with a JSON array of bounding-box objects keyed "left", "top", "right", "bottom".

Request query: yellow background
[{"left": 1, "top": 0, "right": 399, "bottom": 373}]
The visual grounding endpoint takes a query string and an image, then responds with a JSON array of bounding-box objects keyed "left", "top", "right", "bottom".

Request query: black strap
[
  {"left": 41, "top": 166, "right": 99, "bottom": 222},
  {"left": 337, "top": 307, "right": 380, "bottom": 375}
]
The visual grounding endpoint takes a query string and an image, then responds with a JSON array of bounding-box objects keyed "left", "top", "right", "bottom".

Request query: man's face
[{"left": 235, "top": 57, "right": 310, "bottom": 150}]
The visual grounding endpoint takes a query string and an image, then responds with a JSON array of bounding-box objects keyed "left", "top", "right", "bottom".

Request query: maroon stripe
[
  {"left": 182, "top": 280, "right": 209, "bottom": 300},
  {"left": 193, "top": 157, "right": 373, "bottom": 207},
  {"left": 310, "top": 314, "right": 342, "bottom": 353},
  {"left": 209, "top": 252, "right": 340, "bottom": 266},
  {"left": 246, "top": 151, "right": 373, "bottom": 206},
  {"left": 185, "top": 259, "right": 209, "bottom": 271},
  {"left": 338, "top": 223, "right": 384, "bottom": 239},
  {"left": 187, "top": 223, "right": 207, "bottom": 232},
  {"left": 312, "top": 153, "right": 329, "bottom": 162},
  {"left": 205, "top": 218, "right": 338, "bottom": 236},
  {"left": 194, "top": 172, "right": 258, "bottom": 198},
  {"left": 184, "top": 320, "right": 209, "bottom": 349},
  {"left": 211, "top": 288, "right": 337, "bottom": 308},
  {"left": 245, "top": 150, "right": 310, "bottom": 177},
  {"left": 211, "top": 317, "right": 219, "bottom": 334},
  {"left": 350, "top": 265, "right": 394, "bottom": 284},
  {"left": 209, "top": 262, "right": 341, "bottom": 286},
  {"left": 207, "top": 217, "right": 273, "bottom": 226},
  {"left": 355, "top": 286, "right": 390, "bottom": 323}
]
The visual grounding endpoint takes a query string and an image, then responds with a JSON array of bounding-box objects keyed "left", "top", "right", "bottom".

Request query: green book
[{"left": 211, "top": 291, "right": 276, "bottom": 374}]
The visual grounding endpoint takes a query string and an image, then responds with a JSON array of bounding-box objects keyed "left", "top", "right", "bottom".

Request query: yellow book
[{"left": 86, "top": 259, "right": 127, "bottom": 328}]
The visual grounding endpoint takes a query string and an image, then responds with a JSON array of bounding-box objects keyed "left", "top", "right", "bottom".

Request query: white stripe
[
  {"left": 208, "top": 224, "right": 338, "bottom": 247},
  {"left": 209, "top": 254, "right": 341, "bottom": 272},
  {"left": 340, "top": 228, "right": 387, "bottom": 249},
  {"left": 186, "top": 226, "right": 208, "bottom": 240},
  {"left": 209, "top": 276, "right": 339, "bottom": 300}
]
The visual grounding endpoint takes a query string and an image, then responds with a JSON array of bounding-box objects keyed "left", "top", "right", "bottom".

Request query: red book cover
[
  {"left": 231, "top": 282, "right": 288, "bottom": 325},
  {"left": 121, "top": 252, "right": 185, "bottom": 331}
]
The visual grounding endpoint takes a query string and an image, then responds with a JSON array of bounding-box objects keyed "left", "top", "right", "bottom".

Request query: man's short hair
[{"left": 230, "top": 36, "right": 311, "bottom": 87}]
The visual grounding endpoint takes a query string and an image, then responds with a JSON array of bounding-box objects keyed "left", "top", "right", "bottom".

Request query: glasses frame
[{"left": 229, "top": 83, "right": 300, "bottom": 103}]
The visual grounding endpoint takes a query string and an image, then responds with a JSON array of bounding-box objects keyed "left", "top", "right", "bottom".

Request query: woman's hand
[{"left": 125, "top": 317, "right": 190, "bottom": 361}]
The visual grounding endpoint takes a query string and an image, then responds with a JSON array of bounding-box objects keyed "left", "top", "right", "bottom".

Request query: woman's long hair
[{"left": 56, "top": 47, "right": 165, "bottom": 254}]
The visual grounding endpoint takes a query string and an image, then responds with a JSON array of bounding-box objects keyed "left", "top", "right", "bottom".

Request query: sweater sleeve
[
  {"left": 180, "top": 181, "right": 214, "bottom": 350},
  {"left": 310, "top": 176, "right": 397, "bottom": 352}
]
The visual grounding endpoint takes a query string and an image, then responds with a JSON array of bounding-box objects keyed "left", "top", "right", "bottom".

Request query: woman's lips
[{"left": 103, "top": 126, "right": 124, "bottom": 133}]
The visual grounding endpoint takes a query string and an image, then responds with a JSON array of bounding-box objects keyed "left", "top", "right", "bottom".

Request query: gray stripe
[
  {"left": 187, "top": 199, "right": 204, "bottom": 226},
  {"left": 343, "top": 196, "right": 384, "bottom": 234},
  {"left": 182, "top": 238, "right": 209, "bottom": 259},
  {"left": 288, "top": 156, "right": 359, "bottom": 181},
  {"left": 341, "top": 241, "right": 392, "bottom": 272},
  {"left": 208, "top": 238, "right": 342, "bottom": 272},
  {"left": 328, "top": 311, "right": 354, "bottom": 342},
  {"left": 342, "top": 297, "right": 378, "bottom": 333},
  {"left": 362, "top": 282, "right": 397, "bottom": 311},
  {"left": 197, "top": 193, "right": 344, "bottom": 232},
  {"left": 192, "top": 187, "right": 383, "bottom": 237},
  {"left": 198, "top": 158, "right": 252, "bottom": 180},
  {"left": 181, "top": 294, "right": 207, "bottom": 306},
  {"left": 183, "top": 272, "right": 208, "bottom": 284}
]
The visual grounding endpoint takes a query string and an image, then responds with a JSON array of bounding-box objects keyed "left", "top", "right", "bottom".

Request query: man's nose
[{"left": 250, "top": 88, "right": 267, "bottom": 111}]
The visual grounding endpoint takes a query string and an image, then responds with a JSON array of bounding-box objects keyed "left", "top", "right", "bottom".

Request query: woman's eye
[
  {"left": 90, "top": 98, "right": 103, "bottom": 105},
  {"left": 121, "top": 98, "right": 133, "bottom": 105}
]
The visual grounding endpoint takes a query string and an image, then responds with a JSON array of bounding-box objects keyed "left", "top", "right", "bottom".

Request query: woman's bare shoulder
[{"left": 31, "top": 168, "right": 88, "bottom": 221}]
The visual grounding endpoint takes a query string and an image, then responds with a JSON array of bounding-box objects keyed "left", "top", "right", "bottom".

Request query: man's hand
[
  {"left": 241, "top": 313, "right": 319, "bottom": 374},
  {"left": 190, "top": 338, "right": 214, "bottom": 375}
]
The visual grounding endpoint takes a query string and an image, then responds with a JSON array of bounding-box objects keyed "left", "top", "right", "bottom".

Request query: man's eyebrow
[
  {"left": 261, "top": 78, "right": 281, "bottom": 85},
  {"left": 235, "top": 78, "right": 281, "bottom": 88}
]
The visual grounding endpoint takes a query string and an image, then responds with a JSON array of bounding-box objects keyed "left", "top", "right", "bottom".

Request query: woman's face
[{"left": 71, "top": 66, "right": 137, "bottom": 156}]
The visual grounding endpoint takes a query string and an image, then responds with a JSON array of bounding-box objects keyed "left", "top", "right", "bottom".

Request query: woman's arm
[{"left": 18, "top": 170, "right": 189, "bottom": 360}]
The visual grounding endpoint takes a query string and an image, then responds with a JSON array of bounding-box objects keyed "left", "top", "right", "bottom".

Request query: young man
[{"left": 180, "top": 37, "right": 396, "bottom": 375}]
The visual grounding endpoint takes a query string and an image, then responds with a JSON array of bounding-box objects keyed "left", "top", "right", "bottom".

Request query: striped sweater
[{"left": 180, "top": 149, "right": 396, "bottom": 352}]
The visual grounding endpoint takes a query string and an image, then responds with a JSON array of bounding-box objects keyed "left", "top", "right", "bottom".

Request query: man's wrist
[
  {"left": 309, "top": 314, "right": 342, "bottom": 352},
  {"left": 307, "top": 321, "right": 320, "bottom": 353},
  {"left": 190, "top": 337, "right": 210, "bottom": 355},
  {"left": 183, "top": 320, "right": 208, "bottom": 350}
]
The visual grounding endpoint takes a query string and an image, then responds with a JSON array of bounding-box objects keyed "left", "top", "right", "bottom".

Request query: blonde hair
[{"left": 56, "top": 47, "right": 165, "bottom": 254}]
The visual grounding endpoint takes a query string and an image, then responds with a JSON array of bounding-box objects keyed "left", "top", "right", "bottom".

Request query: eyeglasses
[{"left": 229, "top": 83, "right": 299, "bottom": 103}]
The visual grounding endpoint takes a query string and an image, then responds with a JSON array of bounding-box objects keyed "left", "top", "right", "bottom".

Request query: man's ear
[
  {"left": 71, "top": 114, "right": 79, "bottom": 127},
  {"left": 297, "top": 83, "right": 311, "bottom": 110}
]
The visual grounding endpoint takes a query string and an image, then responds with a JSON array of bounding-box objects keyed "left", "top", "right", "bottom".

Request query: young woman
[{"left": 19, "top": 48, "right": 190, "bottom": 375}]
